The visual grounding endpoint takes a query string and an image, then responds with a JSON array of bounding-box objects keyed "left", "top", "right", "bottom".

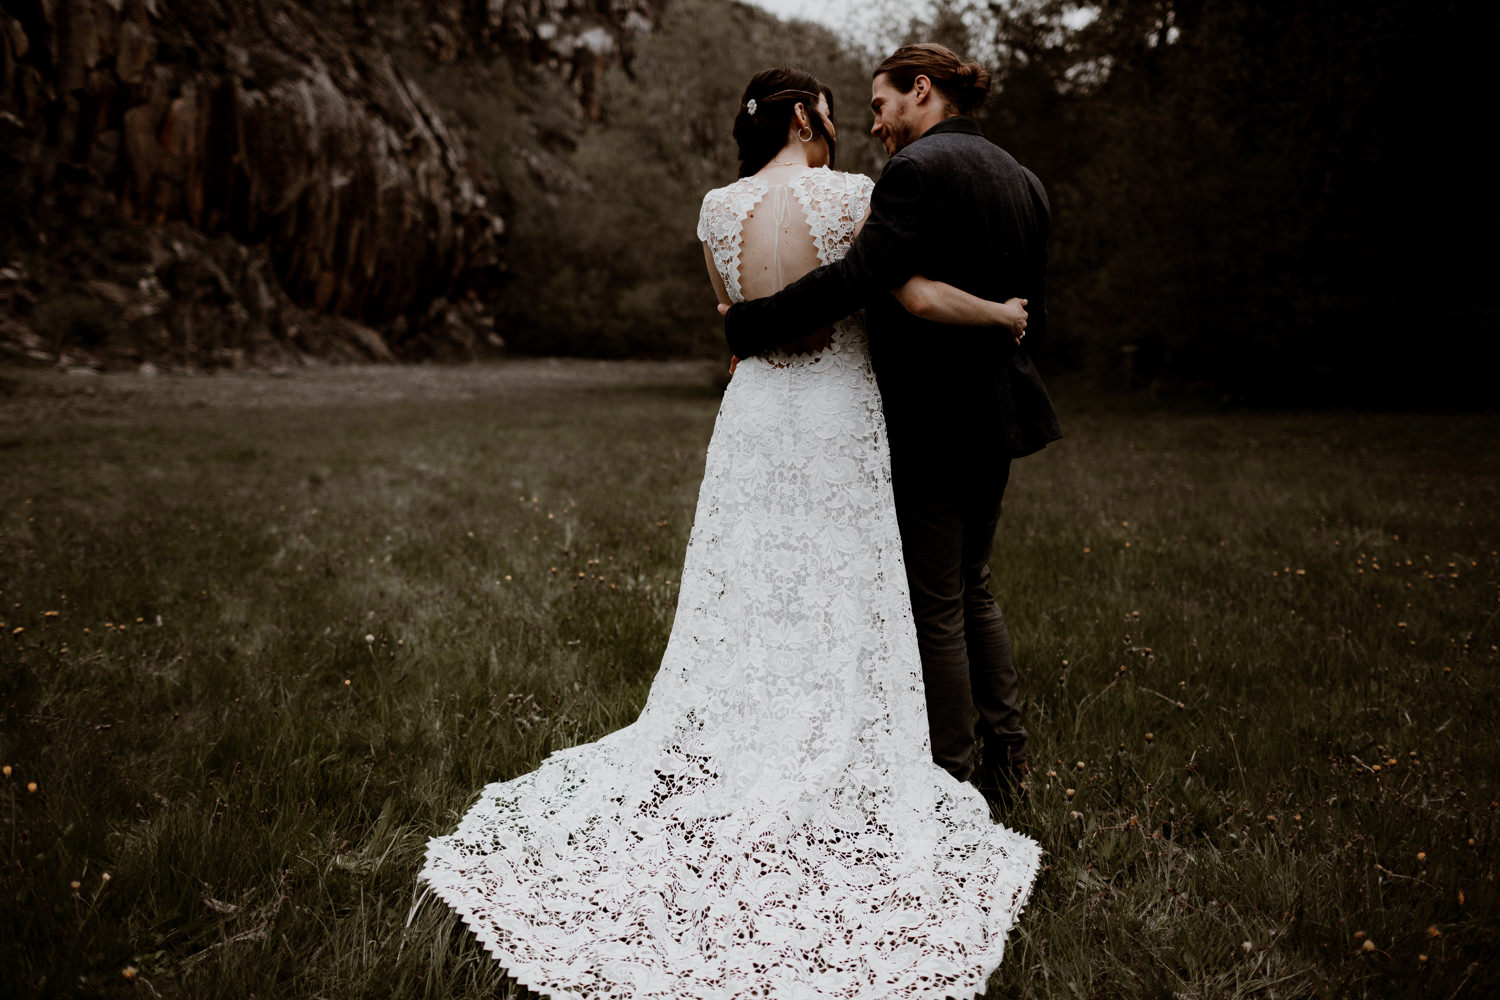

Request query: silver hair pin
[{"left": 746, "top": 98, "right": 757, "bottom": 115}]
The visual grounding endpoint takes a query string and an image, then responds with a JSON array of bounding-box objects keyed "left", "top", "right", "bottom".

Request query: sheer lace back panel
[{"left": 698, "top": 168, "right": 874, "bottom": 304}]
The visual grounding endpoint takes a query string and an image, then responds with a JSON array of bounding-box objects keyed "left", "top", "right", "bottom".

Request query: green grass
[{"left": 1, "top": 363, "right": 1496, "bottom": 998}]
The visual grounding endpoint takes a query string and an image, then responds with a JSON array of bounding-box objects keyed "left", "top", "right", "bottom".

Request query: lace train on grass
[{"left": 419, "top": 169, "right": 1040, "bottom": 999}]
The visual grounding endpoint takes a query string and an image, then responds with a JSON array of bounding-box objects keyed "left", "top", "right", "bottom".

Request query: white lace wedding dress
[{"left": 419, "top": 166, "right": 1040, "bottom": 1000}]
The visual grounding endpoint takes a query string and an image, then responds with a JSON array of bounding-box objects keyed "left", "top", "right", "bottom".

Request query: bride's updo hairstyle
[
  {"left": 732, "top": 67, "right": 837, "bottom": 177},
  {"left": 873, "top": 43, "right": 991, "bottom": 116}
]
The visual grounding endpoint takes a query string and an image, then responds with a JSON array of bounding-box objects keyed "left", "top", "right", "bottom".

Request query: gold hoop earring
[{"left": 798, "top": 126, "right": 814, "bottom": 142}]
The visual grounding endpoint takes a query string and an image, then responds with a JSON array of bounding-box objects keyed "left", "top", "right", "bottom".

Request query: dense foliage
[
  {"left": 959, "top": 0, "right": 1498, "bottom": 402},
  {"left": 450, "top": 0, "right": 1495, "bottom": 403},
  {"left": 424, "top": 0, "right": 881, "bottom": 358}
]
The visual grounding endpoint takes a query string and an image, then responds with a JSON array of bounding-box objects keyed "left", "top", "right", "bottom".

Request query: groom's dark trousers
[{"left": 725, "top": 117, "right": 1061, "bottom": 781}]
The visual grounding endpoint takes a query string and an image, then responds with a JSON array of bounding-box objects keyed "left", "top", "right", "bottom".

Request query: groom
[{"left": 722, "top": 43, "right": 1061, "bottom": 806}]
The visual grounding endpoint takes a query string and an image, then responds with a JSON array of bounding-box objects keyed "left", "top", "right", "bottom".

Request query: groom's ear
[{"left": 911, "top": 74, "right": 933, "bottom": 104}]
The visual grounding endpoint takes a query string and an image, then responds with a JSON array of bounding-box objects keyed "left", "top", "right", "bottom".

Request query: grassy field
[{"left": 1, "top": 362, "right": 1496, "bottom": 999}]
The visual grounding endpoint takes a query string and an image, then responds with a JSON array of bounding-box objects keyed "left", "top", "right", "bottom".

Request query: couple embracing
[{"left": 421, "top": 43, "right": 1062, "bottom": 999}]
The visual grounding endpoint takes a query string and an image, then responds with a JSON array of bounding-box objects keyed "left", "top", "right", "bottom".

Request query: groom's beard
[{"left": 880, "top": 118, "right": 920, "bottom": 157}]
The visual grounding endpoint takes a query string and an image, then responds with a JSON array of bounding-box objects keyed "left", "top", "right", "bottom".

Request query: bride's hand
[
  {"left": 719, "top": 303, "right": 739, "bottom": 374},
  {"left": 997, "top": 297, "right": 1028, "bottom": 346}
]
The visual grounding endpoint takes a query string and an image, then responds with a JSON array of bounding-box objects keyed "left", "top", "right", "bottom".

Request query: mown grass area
[{"left": 1, "top": 363, "right": 1496, "bottom": 999}]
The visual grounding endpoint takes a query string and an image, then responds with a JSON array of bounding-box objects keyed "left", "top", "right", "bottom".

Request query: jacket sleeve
[
  {"left": 1022, "top": 167, "right": 1051, "bottom": 355},
  {"left": 723, "top": 157, "right": 928, "bottom": 358}
]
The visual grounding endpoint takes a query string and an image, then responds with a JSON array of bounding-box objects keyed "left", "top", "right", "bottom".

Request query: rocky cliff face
[{"left": 0, "top": 0, "right": 662, "bottom": 370}]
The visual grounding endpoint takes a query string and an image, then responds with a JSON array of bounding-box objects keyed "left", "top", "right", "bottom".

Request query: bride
[{"left": 419, "top": 67, "right": 1040, "bottom": 999}]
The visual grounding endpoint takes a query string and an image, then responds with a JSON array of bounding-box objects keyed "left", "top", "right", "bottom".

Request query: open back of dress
[
  {"left": 699, "top": 168, "right": 870, "bottom": 299},
  {"left": 699, "top": 167, "right": 874, "bottom": 360},
  {"left": 736, "top": 180, "right": 825, "bottom": 299}
]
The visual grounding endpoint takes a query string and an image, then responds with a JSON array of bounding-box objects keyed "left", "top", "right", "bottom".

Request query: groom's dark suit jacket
[{"left": 725, "top": 117, "right": 1062, "bottom": 467}]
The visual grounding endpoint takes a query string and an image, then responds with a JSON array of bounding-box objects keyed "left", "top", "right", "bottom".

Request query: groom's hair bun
[
  {"left": 874, "top": 43, "right": 991, "bottom": 116},
  {"left": 732, "top": 67, "right": 837, "bottom": 178}
]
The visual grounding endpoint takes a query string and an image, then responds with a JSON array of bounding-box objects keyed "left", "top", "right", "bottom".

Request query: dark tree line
[
  {"left": 946, "top": 0, "right": 1498, "bottom": 403},
  {"left": 442, "top": 0, "right": 1495, "bottom": 404}
]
